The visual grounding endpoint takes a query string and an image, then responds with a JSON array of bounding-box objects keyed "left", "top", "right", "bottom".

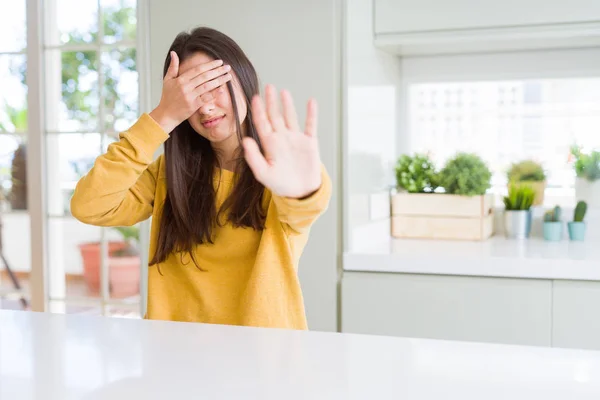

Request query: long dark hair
[{"left": 150, "top": 27, "right": 265, "bottom": 267}]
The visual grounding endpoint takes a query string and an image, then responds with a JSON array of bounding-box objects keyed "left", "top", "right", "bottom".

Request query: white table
[{"left": 1, "top": 310, "right": 600, "bottom": 399}]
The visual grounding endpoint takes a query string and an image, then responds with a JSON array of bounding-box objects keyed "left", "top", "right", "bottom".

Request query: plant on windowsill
[
  {"left": 507, "top": 160, "right": 546, "bottom": 206},
  {"left": 543, "top": 205, "right": 563, "bottom": 241},
  {"left": 391, "top": 152, "right": 494, "bottom": 241},
  {"left": 78, "top": 226, "right": 141, "bottom": 299},
  {"left": 568, "top": 201, "right": 587, "bottom": 241},
  {"left": 570, "top": 146, "right": 600, "bottom": 208},
  {"left": 503, "top": 184, "right": 536, "bottom": 239}
]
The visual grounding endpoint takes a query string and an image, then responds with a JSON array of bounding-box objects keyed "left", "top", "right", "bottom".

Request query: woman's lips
[{"left": 201, "top": 116, "right": 225, "bottom": 128}]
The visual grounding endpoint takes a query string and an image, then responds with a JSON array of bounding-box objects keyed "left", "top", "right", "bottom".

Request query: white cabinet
[
  {"left": 374, "top": 0, "right": 600, "bottom": 34},
  {"left": 342, "top": 272, "right": 552, "bottom": 347},
  {"left": 373, "top": 0, "right": 600, "bottom": 56},
  {"left": 552, "top": 281, "right": 600, "bottom": 351}
]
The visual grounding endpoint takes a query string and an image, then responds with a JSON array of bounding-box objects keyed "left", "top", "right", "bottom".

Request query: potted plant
[
  {"left": 394, "top": 153, "right": 439, "bottom": 193},
  {"left": 571, "top": 146, "right": 600, "bottom": 208},
  {"left": 568, "top": 200, "right": 587, "bottom": 241},
  {"left": 438, "top": 152, "right": 492, "bottom": 196},
  {"left": 507, "top": 160, "right": 546, "bottom": 206},
  {"left": 391, "top": 152, "right": 494, "bottom": 241},
  {"left": 79, "top": 226, "right": 141, "bottom": 298},
  {"left": 503, "top": 184, "right": 535, "bottom": 239},
  {"left": 543, "top": 205, "right": 563, "bottom": 241}
]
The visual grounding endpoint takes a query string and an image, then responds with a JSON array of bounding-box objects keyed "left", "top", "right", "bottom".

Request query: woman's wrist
[{"left": 149, "top": 107, "right": 178, "bottom": 134}]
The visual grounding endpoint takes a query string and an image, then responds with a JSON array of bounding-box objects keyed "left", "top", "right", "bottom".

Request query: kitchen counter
[
  {"left": 344, "top": 236, "right": 600, "bottom": 281},
  {"left": 1, "top": 310, "right": 600, "bottom": 399}
]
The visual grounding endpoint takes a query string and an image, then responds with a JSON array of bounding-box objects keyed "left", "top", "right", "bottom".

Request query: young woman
[{"left": 70, "top": 27, "right": 331, "bottom": 330}]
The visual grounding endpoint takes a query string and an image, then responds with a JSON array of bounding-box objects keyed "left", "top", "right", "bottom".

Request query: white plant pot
[{"left": 575, "top": 178, "right": 600, "bottom": 209}]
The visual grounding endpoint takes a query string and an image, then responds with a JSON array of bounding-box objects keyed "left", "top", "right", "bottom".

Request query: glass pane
[
  {"left": 108, "top": 223, "right": 142, "bottom": 300},
  {"left": 408, "top": 78, "right": 600, "bottom": 199},
  {"left": 0, "top": 0, "right": 26, "bottom": 52},
  {"left": 0, "top": 55, "right": 27, "bottom": 133},
  {"left": 45, "top": 50, "right": 99, "bottom": 132},
  {"left": 0, "top": 211, "right": 31, "bottom": 310},
  {"left": 45, "top": 0, "right": 98, "bottom": 46},
  {"left": 48, "top": 217, "right": 102, "bottom": 300},
  {"left": 0, "top": 132, "right": 29, "bottom": 311},
  {"left": 46, "top": 133, "right": 102, "bottom": 217},
  {"left": 101, "top": 48, "right": 138, "bottom": 132},
  {"left": 101, "top": 0, "right": 137, "bottom": 44},
  {"left": 0, "top": 134, "right": 26, "bottom": 212},
  {"left": 47, "top": 220, "right": 142, "bottom": 301}
]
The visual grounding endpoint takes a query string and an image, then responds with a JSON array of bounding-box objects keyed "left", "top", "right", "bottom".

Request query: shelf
[{"left": 343, "top": 236, "right": 600, "bottom": 281}]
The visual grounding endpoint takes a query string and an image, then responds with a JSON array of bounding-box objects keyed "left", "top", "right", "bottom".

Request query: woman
[{"left": 71, "top": 27, "right": 331, "bottom": 330}]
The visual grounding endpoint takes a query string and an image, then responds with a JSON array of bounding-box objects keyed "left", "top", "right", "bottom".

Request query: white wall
[
  {"left": 344, "top": 0, "right": 401, "bottom": 252},
  {"left": 147, "top": 0, "right": 342, "bottom": 332}
]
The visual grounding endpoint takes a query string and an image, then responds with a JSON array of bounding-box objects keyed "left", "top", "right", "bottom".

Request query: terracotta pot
[
  {"left": 109, "top": 256, "right": 141, "bottom": 298},
  {"left": 78, "top": 241, "right": 140, "bottom": 297}
]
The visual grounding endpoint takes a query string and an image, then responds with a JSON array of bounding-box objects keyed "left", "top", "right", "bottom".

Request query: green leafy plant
[
  {"left": 544, "top": 205, "right": 562, "bottom": 222},
  {"left": 503, "top": 184, "right": 535, "bottom": 211},
  {"left": 507, "top": 160, "right": 546, "bottom": 182},
  {"left": 394, "top": 153, "right": 439, "bottom": 193},
  {"left": 571, "top": 146, "right": 600, "bottom": 182},
  {"left": 573, "top": 200, "right": 587, "bottom": 222},
  {"left": 111, "top": 226, "right": 140, "bottom": 257},
  {"left": 438, "top": 152, "right": 492, "bottom": 196}
]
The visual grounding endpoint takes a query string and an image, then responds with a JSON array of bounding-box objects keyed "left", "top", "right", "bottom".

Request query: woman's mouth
[{"left": 201, "top": 116, "right": 225, "bottom": 128}]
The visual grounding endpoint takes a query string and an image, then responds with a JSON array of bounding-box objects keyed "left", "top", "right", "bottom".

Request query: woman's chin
[{"left": 201, "top": 129, "right": 235, "bottom": 144}]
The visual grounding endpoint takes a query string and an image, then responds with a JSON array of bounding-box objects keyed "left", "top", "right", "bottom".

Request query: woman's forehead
[{"left": 179, "top": 52, "right": 215, "bottom": 75}]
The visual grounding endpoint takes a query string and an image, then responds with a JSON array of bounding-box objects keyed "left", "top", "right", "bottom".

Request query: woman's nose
[{"left": 198, "top": 100, "right": 215, "bottom": 115}]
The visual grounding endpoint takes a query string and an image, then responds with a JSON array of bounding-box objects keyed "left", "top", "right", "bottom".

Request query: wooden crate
[{"left": 391, "top": 193, "right": 494, "bottom": 241}]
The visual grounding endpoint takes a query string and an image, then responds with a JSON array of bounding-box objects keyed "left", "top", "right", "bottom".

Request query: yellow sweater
[{"left": 70, "top": 113, "right": 331, "bottom": 330}]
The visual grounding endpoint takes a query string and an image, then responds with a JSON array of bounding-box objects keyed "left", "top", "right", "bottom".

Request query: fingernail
[{"left": 224, "top": 65, "right": 231, "bottom": 71}]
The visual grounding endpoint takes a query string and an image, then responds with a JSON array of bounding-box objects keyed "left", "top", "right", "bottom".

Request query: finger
[
  {"left": 165, "top": 51, "right": 179, "bottom": 79},
  {"left": 189, "top": 64, "right": 231, "bottom": 89},
  {"left": 179, "top": 59, "right": 224, "bottom": 82},
  {"left": 265, "top": 84, "right": 286, "bottom": 132},
  {"left": 242, "top": 137, "right": 270, "bottom": 183},
  {"left": 199, "top": 91, "right": 214, "bottom": 104},
  {"left": 192, "top": 73, "right": 232, "bottom": 96},
  {"left": 251, "top": 95, "right": 273, "bottom": 139},
  {"left": 281, "top": 90, "right": 300, "bottom": 132},
  {"left": 304, "top": 98, "right": 318, "bottom": 137}
]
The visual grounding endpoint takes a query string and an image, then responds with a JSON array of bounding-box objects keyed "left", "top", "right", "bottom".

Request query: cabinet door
[
  {"left": 553, "top": 281, "right": 600, "bottom": 351},
  {"left": 374, "top": 0, "right": 600, "bottom": 34},
  {"left": 342, "top": 272, "right": 552, "bottom": 347}
]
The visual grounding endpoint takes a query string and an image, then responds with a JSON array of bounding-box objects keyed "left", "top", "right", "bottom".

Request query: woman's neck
[{"left": 212, "top": 132, "right": 240, "bottom": 172}]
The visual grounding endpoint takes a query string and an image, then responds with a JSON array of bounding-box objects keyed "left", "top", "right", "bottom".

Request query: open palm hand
[{"left": 243, "top": 85, "right": 322, "bottom": 199}]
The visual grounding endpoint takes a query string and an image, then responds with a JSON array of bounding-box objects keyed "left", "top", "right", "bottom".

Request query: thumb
[
  {"left": 243, "top": 137, "right": 270, "bottom": 183},
  {"left": 165, "top": 51, "right": 179, "bottom": 79}
]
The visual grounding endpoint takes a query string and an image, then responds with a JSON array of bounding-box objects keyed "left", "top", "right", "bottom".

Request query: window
[
  {"left": 43, "top": 0, "right": 141, "bottom": 314},
  {"left": 408, "top": 78, "right": 600, "bottom": 205},
  {"left": 1, "top": 0, "right": 144, "bottom": 317},
  {"left": 0, "top": 0, "right": 30, "bottom": 308}
]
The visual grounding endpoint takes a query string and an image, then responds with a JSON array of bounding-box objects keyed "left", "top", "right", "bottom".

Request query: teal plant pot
[
  {"left": 543, "top": 222, "right": 563, "bottom": 241},
  {"left": 567, "top": 222, "right": 587, "bottom": 241}
]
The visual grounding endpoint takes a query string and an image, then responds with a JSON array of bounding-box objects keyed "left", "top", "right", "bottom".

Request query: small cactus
[
  {"left": 544, "top": 205, "right": 562, "bottom": 222},
  {"left": 574, "top": 201, "right": 587, "bottom": 222},
  {"left": 553, "top": 205, "right": 562, "bottom": 221}
]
